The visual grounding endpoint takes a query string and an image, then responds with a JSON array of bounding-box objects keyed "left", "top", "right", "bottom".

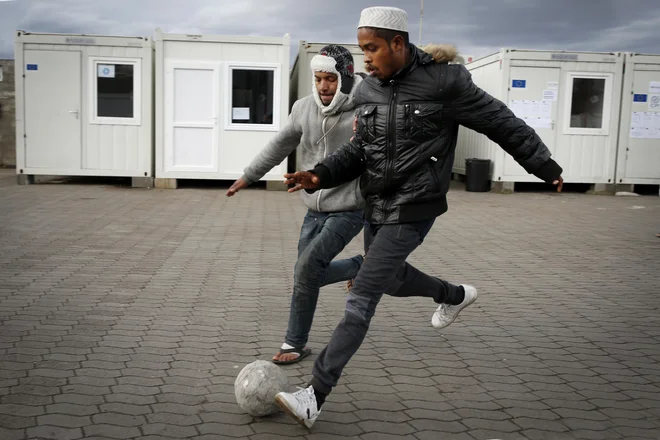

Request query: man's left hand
[
  {"left": 283, "top": 171, "right": 321, "bottom": 193},
  {"left": 553, "top": 176, "right": 564, "bottom": 193}
]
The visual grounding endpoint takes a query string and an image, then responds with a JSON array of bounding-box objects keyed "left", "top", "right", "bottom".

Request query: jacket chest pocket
[
  {"left": 357, "top": 105, "right": 378, "bottom": 144},
  {"left": 404, "top": 103, "right": 444, "bottom": 141}
]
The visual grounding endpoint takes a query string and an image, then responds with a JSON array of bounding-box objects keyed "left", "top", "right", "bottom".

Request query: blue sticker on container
[
  {"left": 633, "top": 94, "right": 648, "bottom": 102},
  {"left": 512, "top": 80, "right": 526, "bottom": 88},
  {"left": 26, "top": 64, "right": 38, "bottom": 71}
]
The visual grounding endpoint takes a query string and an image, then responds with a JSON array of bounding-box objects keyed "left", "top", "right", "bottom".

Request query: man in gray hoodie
[{"left": 226, "top": 45, "right": 365, "bottom": 364}]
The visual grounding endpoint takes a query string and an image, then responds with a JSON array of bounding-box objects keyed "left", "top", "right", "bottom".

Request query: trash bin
[{"left": 465, "top": 158, "right": 491, "bottom": 192}]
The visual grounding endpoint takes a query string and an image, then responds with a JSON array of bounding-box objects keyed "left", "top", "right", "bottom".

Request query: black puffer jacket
[{"left": 311, "top": 45, "right": 563, "bottom": 225}]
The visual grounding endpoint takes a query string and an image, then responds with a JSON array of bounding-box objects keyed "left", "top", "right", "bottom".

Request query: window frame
[
  {"left": 562, "top": 71, "right": 613, "bottom": 136},
  {"left": 224, "top": 61, "right": 280, "bottom": 132},
  {"left": 88, "top": 56, "right": 142, "bottom": 126}
]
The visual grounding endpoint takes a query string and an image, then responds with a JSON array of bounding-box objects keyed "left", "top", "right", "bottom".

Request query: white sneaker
[
  {"left": 432, "top": 284, "right": 478, "bottom": 329},
  {"left": 274, "top": 385, "right": 320, "bottom": 429}
]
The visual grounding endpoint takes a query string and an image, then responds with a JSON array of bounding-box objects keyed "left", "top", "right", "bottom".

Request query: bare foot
[
  {"left": 272, "top": 348, "right": 308, "bottom": 363},
  {"left": 273, "top": 352, "right": 301, "bottom": 362}
]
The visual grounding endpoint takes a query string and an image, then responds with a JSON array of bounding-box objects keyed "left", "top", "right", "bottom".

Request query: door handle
[{"left": 69, "top": 110, "right": 79, "bottom": 119}]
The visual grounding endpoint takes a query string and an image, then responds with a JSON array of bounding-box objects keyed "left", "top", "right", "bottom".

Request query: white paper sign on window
[
  {"left": 232, "top": 107, "right": 250, "bottom": 120},
  {"left": 649, "top": 82, "right": 660, "bottom": 94},
  {"left": 97, "top": 64, "right": 115, "bottom": 78}
]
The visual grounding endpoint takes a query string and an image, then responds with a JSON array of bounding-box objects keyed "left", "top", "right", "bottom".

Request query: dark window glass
[
  {"left": 231, "top": 69, "right": 274, "bottom": 125},
  {"left": 570, "top": 78, "right": 605, "bottom": 129},
  {"left": 97, "top": 64, "right": 134, "bottom": 118}
]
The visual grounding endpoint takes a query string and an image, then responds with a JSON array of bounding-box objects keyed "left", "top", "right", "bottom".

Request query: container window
[
  {"left": 225, "top": 63, "right": 280, "bottom": 131},
  {"left": 97, "top": 64, "right": 134, "bottom": 118},
  {"left": 569, "top": 78, "right": 605, "bottom": 129},
  {"left": 562, "top": 72, "right": 613, "bottom": 136},
  {"left": 231, "top": 69, "right": 274, "bottom": 125},
  {"left": 89, "top": 57, "right": 141, "bottom": 125}
]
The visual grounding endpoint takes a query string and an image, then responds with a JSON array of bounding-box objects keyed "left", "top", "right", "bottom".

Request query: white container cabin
[
  {"left": 153, "top": 29, "right": 290, "bottom": 188},
  {"left": 615, "top": 52, "right": 660, "bottom": 188},
  {"left": 14, "top": 31, "right": 154, "bottom": 187},
  {"left": 454, "top": 48, "right": 624, "bottom": 192}
]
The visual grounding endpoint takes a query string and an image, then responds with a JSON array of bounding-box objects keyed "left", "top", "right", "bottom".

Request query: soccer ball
[{"left": 234, "top": 360, "right": 290, "bottom": 417}]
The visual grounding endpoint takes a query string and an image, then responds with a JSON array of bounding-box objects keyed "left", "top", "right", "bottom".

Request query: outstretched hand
[
  {"left": 226, "top": 177, "right": 248, "bottom": 197},
  {"left": 553, "top": 176, "right": 564, "bottom": 193},
  {"left": 284, "top": 171, "right": 321, "bottom": 193}
]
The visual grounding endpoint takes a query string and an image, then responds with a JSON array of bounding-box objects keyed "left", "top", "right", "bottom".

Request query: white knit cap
[{"left": 358, "top": 6, "right": 408, "bottom": 32}]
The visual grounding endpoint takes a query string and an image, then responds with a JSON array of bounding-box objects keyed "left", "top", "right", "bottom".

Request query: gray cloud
[{"left": 1, "top": 0, "right": 659, "bottom": 64}]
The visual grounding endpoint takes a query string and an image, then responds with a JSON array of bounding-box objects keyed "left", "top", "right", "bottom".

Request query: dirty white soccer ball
[{"left": 234, "top": 360, "right": 290, "bottom": 417}]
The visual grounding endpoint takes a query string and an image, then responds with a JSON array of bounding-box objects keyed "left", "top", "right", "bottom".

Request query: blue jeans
[{"left": 284, "top": 209, "right": 364, "bottom": 348}]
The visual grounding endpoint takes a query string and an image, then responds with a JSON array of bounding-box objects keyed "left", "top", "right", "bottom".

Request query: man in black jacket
[{"left": 275, "top": 6, "right": 564, "bottom": 429}]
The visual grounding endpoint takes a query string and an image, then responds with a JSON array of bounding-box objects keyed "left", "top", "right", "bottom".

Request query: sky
[{"left": 1, "top": 0, "right": 659, "bottom": 64}]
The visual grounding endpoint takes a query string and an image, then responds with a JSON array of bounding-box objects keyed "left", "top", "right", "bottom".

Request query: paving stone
[
  {"left": 199, "top": 412, "right": 252, "bottom": 425},
  {"left": 197, "top": 423, "right": 254, "bottom": 437},
  {"left": 60, "top": 384, "right": 110, "bottom": 396},
  {"left": 414, "top": 432, "right": 474, "bottom": 440},
  {"left": 0, "top": 403, "right": 45, "bottom": 417},
  {"left": 26, "top": 425, "right": 83, "bottom": 440},
  {"left": 360, "top": 434, "right": 417, "bottom": 440},
  {"left": 37, "top": 414, "right": 92, "bottom": 428},
  {"left": 3, "top": 394, "right": 53, "bottom": 406},
  {"left": 358, "top": 421, "right": 417, "bottom": 435},
  {"left": 83, "top": 424, "right": 142, "bottom": 439},
  {"left": 150, "top": 403, "right": 202, "bottom": 415},
  {"left": 0, "top": 414, "right": 36, "bottom": 429},
  {"left": 0, "top": 427, "right": 26, "bottom": 440},
  {"left": 91, "top": 412, "right": 145, "bottom": 427},
  {"left": 247, "top": 435, "right": 305, "bottom": 440},
  {"left": 46, "top": 403, "right": 99, "bottom": 416}
]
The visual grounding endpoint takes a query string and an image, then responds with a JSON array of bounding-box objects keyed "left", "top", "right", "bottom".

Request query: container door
[
  {"left": 24, "top": 50, "right": 82, "bottom": 170},
  {"left": 624, "top": 68, "right": 660, "bottom": 179},
  {"left": 504, "top": 66, "right": 560, "bottom": 178},
  {"left": 164, "top": 62, "right": 220, "bottom": 172}
]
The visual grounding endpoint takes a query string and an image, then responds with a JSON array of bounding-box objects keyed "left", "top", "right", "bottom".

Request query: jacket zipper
[
  {"left": 316, "top": 115, "right": 328, "bottom": 212},
  {"left": 404, "top": 104, "right": 410, "bottom": 134},
  {"left": 429, "top": 156, "right": 441, "bottom": 191},
  {"left": 383, "top": 81, "right": 399, "bottom": 216}
]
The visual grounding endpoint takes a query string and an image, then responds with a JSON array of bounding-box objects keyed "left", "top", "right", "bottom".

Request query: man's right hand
[
  {"left": 226, "top": 177, "right": 248, "bottom": 197},
  {"left": 283, "top": 171, "right": 320, "bottom": 193}
]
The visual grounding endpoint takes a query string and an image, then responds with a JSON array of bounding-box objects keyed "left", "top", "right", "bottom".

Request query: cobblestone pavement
[{"left": 1, "top": 169, "right": 659, "bottom": 440}]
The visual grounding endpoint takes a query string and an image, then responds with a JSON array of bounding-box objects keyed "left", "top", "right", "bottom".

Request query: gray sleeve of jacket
[
  {"left": 448, "top": 65, "right": 562, "bottom": 182},
  {"left": 241, "top": 100, "right": 304, "bottom": 185}
]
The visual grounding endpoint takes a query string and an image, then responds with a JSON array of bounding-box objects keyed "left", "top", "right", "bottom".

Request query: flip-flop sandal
[{"left": 272, "top": 347, "right": 311, "bottom": 365}]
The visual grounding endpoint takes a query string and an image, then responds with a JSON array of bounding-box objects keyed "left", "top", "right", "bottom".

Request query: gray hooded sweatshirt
[{"left": 241, "top": 75, "right": 365, "bottom": 213}]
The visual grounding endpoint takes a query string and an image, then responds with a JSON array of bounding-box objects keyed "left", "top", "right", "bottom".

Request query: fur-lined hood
[{"left": 419, "top": 44, "right": 458, "bottom": 63}]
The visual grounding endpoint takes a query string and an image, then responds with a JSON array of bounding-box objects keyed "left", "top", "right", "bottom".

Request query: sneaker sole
[{"left": 274, "top": 394, "right": 311, "bottom": 429}]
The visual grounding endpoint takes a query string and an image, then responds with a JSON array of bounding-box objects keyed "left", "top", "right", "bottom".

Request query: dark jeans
[
  {"left": 311, "top": 219, "right": 462, "bottom": 395},
  {"left": 284, "top": 209, "right": 364, "bottom": 348}
]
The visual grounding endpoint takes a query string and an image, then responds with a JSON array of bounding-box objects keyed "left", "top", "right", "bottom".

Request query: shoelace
[{"left": 293, "top": 387, "right": 316, "bottom": 406}]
